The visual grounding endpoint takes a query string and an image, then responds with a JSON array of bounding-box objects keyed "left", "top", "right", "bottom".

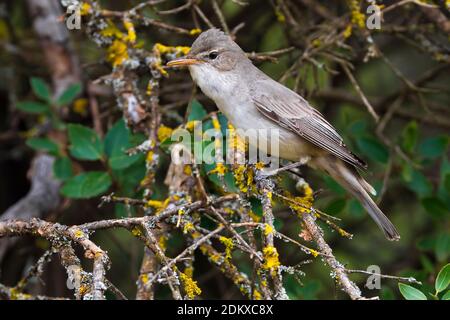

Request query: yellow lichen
[
  {"left": 185, "top": 120, "right": 198, "bottom": 131},
  {"left": 275, "top": 9, "right": 286, "bottom": 23},
  {"left": 309, "top": 249, "right": 319, "bottom": 257},
  {"left": 131, "top": 227, "right": 142, "bottom": 237},
  {"left": 343, "top": 24, "right": 353, "bottom": 38},
  {"left": 158, "top": 235, "right": 167, "bottom": 251},
  {"left": 223, "top": 207, "right": 235, "bottom": 216},
  {"left": 145, "top": 199, "right": 163, "bottom": 209},
  {"left": 312, "top": 38, "right": 321, "bottom": 47},
  {"left": 248, "top": 210, "right": 261, "bottom": 222},
  {"left": 254, "top": 162, "right": 265, "bottom": 170},
  {"left": 80, "top": 3, "right": 92, "bottom": 16},
  {"left": 189, "top": 28, "right": 202, "bottom": 36},
  {"left": 209, "top": 252, "right": 222, "bottom": 264},
  {"left": 78, "top": 284, "right": 89, "bottom": 296},
  {"left": 183, "top": 222, "right": 194, "bottom": 234},
  {"left": 73, "top": 98, "right": 88, "bottom": 115},
  {"left": 219, "top": 236, "right": 234, "bottom": 261},
  {"left": 106, "top": 39, "right": 128, "bottom": 67},
  {"left": 176, "top": 208, "right": 185, "bottom": 227},
  {"left": 253, "top": 289, "right": 262, "bottom": 300},
  {"left": 264, "top": 223, "right": 274, "bottom": 236},
  {"left": 179, "top": 271, "right": 201, "bottom": 299},
  {"left": 262, "top": 245, "right": 280, "bottom": 272},
  {"left": 280, "top": 183, "right": 314, "bottom": 215},
  {"left": 146, "top": 150, "right": 154, "bottom": 163},
  {"left": 157, "top": 125, "right": 173, "bottom": 142},
  {"left": 183, "top": 165, "right": 192, "bottom": 175},
  {"left": 209, "top": 163, "right": 227, "bottom": 176},
  {"left": 191, "top": 230, "right": 202, "bottom": 239},
  {"left": 184, "top": 266, "right": 194, "bottom": 278},
  {"left": 228, "top": 123, "right": 247, "bottom": 153},
  {"left": 140, "top": 273, "right": 148, "bottom": 284},
  {"left": 100, "top": 20, "right": 124, "bottom": 39},
  {"left": 74, "top": 229, "right": 84, "bottom": 238},
  {"left": 233, "top": 165, "right": 248, "bottom": 192},
  {"left": 100, "top": 19, "right": 137, "bottom": 67},
  {"left": 347, "top": 0, "right": 366, "bottom": 29},
  {"left": 212, "top": 117, "right": 221, "bottom": 130},
  {"left": 176, "top": 46, "right": 190, "bottom": 56},
  {"left": 123, "top": 19, "right": 136, "bottom": 44},
  {"left": 154, "top": 43, "right": 190, "bottom": 56}
]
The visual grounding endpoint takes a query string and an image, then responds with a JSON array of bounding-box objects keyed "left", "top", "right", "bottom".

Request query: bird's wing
[{"left": 251, "top": 79, "right": 367, "bottom": 170}]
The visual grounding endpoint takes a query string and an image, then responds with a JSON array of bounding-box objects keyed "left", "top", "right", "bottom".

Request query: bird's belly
[{"left": 216, "top": 99, "right": 317, "bottom": 162}]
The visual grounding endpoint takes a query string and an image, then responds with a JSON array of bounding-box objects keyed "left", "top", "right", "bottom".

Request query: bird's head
[
  {"left": 167, "top": 28, "right": 246, "bottom": 72},
  {"left": 166, "top": 29, "right": 251, "bottom": 101}
]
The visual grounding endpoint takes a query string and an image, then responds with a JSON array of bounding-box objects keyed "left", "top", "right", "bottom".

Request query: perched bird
[{"left": 167, "top": 29, "right": 400, "bottom": 240}]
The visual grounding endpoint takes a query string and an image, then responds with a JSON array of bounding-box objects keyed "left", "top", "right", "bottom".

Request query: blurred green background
[{"left": 0, "top": 0, "right": 448, "bottom": 300}]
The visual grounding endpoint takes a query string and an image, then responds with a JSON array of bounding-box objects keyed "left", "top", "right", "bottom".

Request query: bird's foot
[{"left": 256, "top": 157, "right": 310, "bottom": 178}]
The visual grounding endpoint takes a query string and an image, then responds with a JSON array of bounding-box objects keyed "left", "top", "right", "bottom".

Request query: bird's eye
[{"left": 208, "top": 51, "right": 219, "bottom": 60}]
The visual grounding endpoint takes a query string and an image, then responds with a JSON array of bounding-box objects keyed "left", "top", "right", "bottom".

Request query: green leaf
[
  {"left": 61, "top": 171, "right": 111, "bottom": 199},
  {"left": 444, "top": 174, "right": 450, "bottom": 194},
  {"left": 30, "top": 77, "right": 51, "bottom": 102},
  {"left": 16, "top": 101, "right": 49, "bottom": 114},
  {"left": 435, "top": 263, "right": 450, "bottom": 293},
  {"left": 187, "top": 99, "right": 207, "bottom": 121},
  {"left": 401, "top": 121, "right": 418, "bottom": 154},
  {"left": 347, "top": 120, "right": 367, "bottom": 137},
  {"left": 68, "top": 124, "right": 103, "bottom": 161},
  {"left": 113, "top": 160, "right": 146, "bottom": 194},
  {"left": 442, "top": 290, "right": 450, "bottom": 300},
  {"left": 418, "top": 136, "right": 448, "bottom": 159},
  {"left": 420, "top": 255, "right": 434, "bottom": 274},
  {"left": 438, "top": 158, "right": 450, "bottom": 207},
  {"left": 403, "top": 166, "right": 433, "bottom": 198},
  {"left": 398, "top": 283, "right": 427, "bottom": 300},
  {"left": 322, "top": 176, "right": 346, "bottom": 196},
  {"left": 380, "top": 287, "right": 395, "bottom": 300},
  {"left": 104, "top": 119, "right": 128, "bottom": 156},
  {"left": 356, "top": 136, "right": 389, "bottom": 164},
  {"left": 416, "top": 235, "right": 436, "bottom": 251},
  {"left": 109, "top": 153, "right": 142, "bottom": 170},
  {"left": 57, "top": 83, "right": 82, "bottom": 106},
  {"left": 53, "top": 157, "right": 73, "bottom": 181},
  {"left": 104, "top": 119, "right": 141, "bottom": 170},
  {"left": 421, "top": 197, "right": 449, "bottom": 219},
  {"left": 348, "top": 198, "right": 364, "bottom": 218},
  {"left": 435, "top": 233, "right": 450, "bottom": 262},
  {"left": 325, "top": 198, "right": 346, "bottom": 215},
  {"left": 26, "top": 137, "right": 59, "bottom": 156}
]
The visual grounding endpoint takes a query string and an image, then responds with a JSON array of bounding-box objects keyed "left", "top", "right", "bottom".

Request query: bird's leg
[{"left": 257, "top": 156, "right": 310, "bottom": 178}]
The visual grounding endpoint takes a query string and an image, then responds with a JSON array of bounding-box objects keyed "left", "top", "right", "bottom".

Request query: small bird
[{"left": 167, "top": 29, "right": 400, "bottom": 241}]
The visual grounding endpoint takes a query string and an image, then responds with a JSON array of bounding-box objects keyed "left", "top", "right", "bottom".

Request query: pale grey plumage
[
  {"left": 249, "top": 79, "right": 367, "bottom": 170},
  {"left": 173, "top": 29, "right": 400, "bottom": 240}
]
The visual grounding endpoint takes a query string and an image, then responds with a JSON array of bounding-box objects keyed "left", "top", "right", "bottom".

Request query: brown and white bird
[{"left": 167, "top": 29, "right": 400, "bottom": 240}]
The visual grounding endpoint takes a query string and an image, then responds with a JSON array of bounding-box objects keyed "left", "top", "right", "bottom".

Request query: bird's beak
[{"left": 166, "top": 56, "right": 201, "bottom": 67}]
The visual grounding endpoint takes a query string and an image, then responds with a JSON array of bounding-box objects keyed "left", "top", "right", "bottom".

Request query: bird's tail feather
[{"left": 312, "top": 156, "right": 400, "bottom": 241}]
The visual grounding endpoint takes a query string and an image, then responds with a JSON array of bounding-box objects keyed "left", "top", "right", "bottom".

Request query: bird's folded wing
[{"left": 251, "top": 80, "right": 367, "bottom": 170}]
